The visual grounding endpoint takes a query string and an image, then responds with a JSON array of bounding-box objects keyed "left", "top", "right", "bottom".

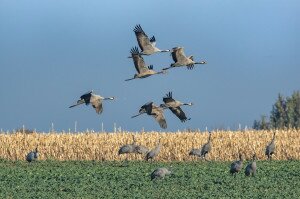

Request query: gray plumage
[
  {"left": 135, "top": 145, "right": 149, "bottom": 154},
  {"left": 26, "top": 148, "right": 38, "bottom": 162},
  {"left": 132, "top": 102, "right": 167, "bottom": 129},
  {"left": 145, "top": 138, "right": 162, "bottom": 161},
  {"left": 189, "top": 148, "right": 202, "bottom": 157},
  {"left": 118, "top": 135, "right": 149, "bottom": 155},
  {"left": 160, "top": 92, "right": 192, "bottom": 122},
  {"left": 245, "top": 154, "right": 257, "bottom": 177},
  {"left": 126, "top": 47, "right": 166, "bottom": 81},
  {"left": 189, "top": 132, "right": 212, "bottom": 160},
  {"left": 118, "top": 135, "right": 138, "bottom": 155},
  {"left": 200, "top": 132, "right": 212, "bottom": 159},
  {"left": 133, "top": 24, "right": 170, "bottom": 55},
  {"left": 163, "top": 47, "right": 206, "bottom": 70},
  {"left": 118, "top": 144, "right": 138, "bottom": 155},
  {"left": 69, "top": 91, "right": 115, "bottom": 114},
  {"left": 230, "top": 154, "right": 244, "bottom": 176},
  {"left": 151, "top": 167, "right": 172, "bottom": 180},
  {"left": 265, "top": 132, "right": 276, "bottom": 160}
]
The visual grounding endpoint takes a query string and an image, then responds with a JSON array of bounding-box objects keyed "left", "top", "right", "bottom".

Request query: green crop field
[{"left": 0, "top": 160, "right": 299, "bottom": 198}]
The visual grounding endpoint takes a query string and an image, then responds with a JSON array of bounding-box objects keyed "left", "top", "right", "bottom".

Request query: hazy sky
[{"left": 0, "top": 0, "right": 299, "bottom": 132}]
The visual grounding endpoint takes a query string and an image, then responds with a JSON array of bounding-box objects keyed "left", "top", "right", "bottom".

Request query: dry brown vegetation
[{"left": 0, "top": 129, "right": 299, "bottom": 161}]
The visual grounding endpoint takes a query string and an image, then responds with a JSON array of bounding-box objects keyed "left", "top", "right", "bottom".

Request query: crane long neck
[
  {"left": 103, "top": 97, "right": 114, "bottom": 100},
  {"left": 160, "top": 49, "right": 170, "bottom": 52},
  {"left": 195, "top": 61, "right": 207, "bottom": 64},
  {"left": 271, "top": 132, "right": 276, "bottom": 143},
  {"left": 208, "top": 134, "right": 211, "bottom": 142}
]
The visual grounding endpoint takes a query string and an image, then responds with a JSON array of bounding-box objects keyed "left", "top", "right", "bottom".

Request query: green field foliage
[{"left": 0, "top": 160, "right": 299, "bottom": 198}]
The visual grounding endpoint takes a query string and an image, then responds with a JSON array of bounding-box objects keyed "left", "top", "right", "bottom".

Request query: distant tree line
[{"left": 253, "top": 91, "right": 300, "bottom": 130}]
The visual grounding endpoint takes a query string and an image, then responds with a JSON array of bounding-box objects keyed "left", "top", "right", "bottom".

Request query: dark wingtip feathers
[
  {"left": 130, "top": 46, "right": 140, "bottom": 55},
  {"left": 166, "top": 92, "right": 172, "bottom": 98},
  {"left": 133, "top": 24, "right": 143, "bottom": 34},
  {"left": 150, "top": 36, "right": 156, "bottom": 43}
]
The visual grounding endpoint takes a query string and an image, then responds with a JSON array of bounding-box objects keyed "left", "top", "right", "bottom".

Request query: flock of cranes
[
  {"left": 69, "top": 24, "right": 207, "bottom": 128},
  {"left": 131, "top": 92, "right": 193, "bottom": 129},
  {"left": 115, "top": 131, "right": 275, "bottom": 180},
  {"left": 26, "top": 123, "right": 277, "bottom": 180},
  {"left": 26, "top": 24, "right": 277, "bottom": 180}
]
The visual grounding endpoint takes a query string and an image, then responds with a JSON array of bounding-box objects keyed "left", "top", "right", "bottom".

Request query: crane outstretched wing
[
  {"left": 90, "top": 95, "right": 103, "bottom": 114},
  {"left": 80, "top": 91, "right": 92, "bottom": 104},
  {"left": 130, "top": 47, "right": 147, "bottom": 73},
  {"left": 133, "top": 24, "right": 153, "bottom": 52},
  {"left": 174, "top": 47, "right": 187, "bottom": 63},
  {"left": 151, "top": 105, "right": 167, "bottom": 129},
  {"left": 169, "top": 106, "right": 190, "bottom": 122}
]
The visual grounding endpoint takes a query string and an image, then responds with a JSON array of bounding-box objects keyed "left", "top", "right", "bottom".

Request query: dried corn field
[{"left": 0, "top": 130, "right": 299, "bottom": 161}]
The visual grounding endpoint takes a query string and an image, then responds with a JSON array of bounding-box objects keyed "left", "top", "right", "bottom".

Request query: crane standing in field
[
  {"left": 230, "top": 154, "right": 244, "bottom": 177},
  {"left": 163, "top": 47, "right": 206, "bottom": 70},
  {"left": 26, "top": 148, "right": 38, "bottom": 163},
  {"left": 151, "top": 167, "right": 172, "bottom": 180},
  {"left": 133, "top": 24, "right": 170, "bottom": 55},
  {"left": 200, "top": 132, "right": 212, "bottom": 160},
  {"left": 189, "top": 132, "right": 212, "bottom": 160},
  {"left": 265, "top": 132, "right": 276, "bottom": 160},
  {"left": 118, "top": 135, "right": 138, "bottom": 156},
  {"left": 145, "top": 138, "right": 162, "bottom": 162},
  {"left": 245, "top": 154, "right": 257, "bottom": 177},
  {"left": 69, "top": 91, "right": 115, "bottom": 114},
  {"left": 131, "top": 102, "right": 168, "bottom": 129},
  {"left": 160, "top": 92, "right": 193, "bottom": 122},
  {"left": 118, "top": 135, "right": 149, "bottom": 165},
  {"left": 118, "top": 135, "right": 138, "bottom": 165},
  {"left": 126, "top": 47, "right": 166, "bottom": 81}
]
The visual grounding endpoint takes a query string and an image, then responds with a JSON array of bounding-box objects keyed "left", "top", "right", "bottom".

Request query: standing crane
[
  {"left": 69, "top": 91, "right": 115, "bottom": 114},
  {"left": 200, "top": 132, "right": 212, "bottom": 160},
  {"left": 126, "top": 47, "right": 166, "bottom": 81},
  {"left": 245, "top": 154, "right": 257, "bottom": 177},
  {"left": 265, "top": 132, "right": 276, "bottom": 160},
  {"left": 26, "top": 148, "right": 38, "bottom": 163},
  {"left": 145, "top": 138, "right": 162, "bottom": 162},
  {"left": 160, "top": 92, "right": 193, "bottom": 122},
  {"left": 189, "top": 132, "right": 212, "bottom": 160},
  {"left": 118, "top": 135, "right": 138, "bottom": 156},
  {"left": 133, "top": 24, "right": 170, "bottom": 55},
  {"left": 132, "top": 102, "right": 167, "bottom": 129},
  {"left": 163, "top": 47, "right": 206, "bottom": 70},
  {"left": 230, "top": 154, "right": 244, "bottom": 177}
]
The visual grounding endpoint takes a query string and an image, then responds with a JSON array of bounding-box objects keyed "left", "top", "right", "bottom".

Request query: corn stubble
[{"left": 0, "top": 130, "right": 299, "bottom": 161}]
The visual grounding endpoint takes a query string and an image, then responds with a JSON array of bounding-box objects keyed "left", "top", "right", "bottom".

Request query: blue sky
[{"left": 0, "top": 0, "right": 299, "bottom": 132}]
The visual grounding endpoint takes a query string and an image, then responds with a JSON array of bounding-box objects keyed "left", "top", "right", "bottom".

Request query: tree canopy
[{"left": 253, "top": 91, "right": 300, "bottom": 130}]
